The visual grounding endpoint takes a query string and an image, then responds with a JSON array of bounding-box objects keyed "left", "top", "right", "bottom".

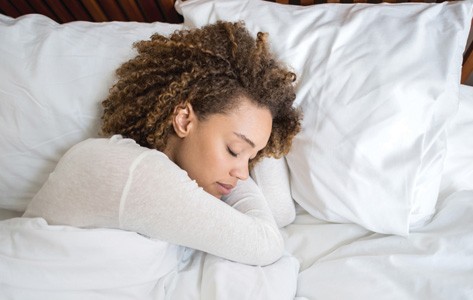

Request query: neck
[{"left": 163, "top": 135, "right": 178, "bottom": 163}]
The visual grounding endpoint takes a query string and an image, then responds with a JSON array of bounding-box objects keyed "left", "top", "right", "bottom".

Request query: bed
[{"left": 1, "top": 0, "right": 473, "bottom": 299}]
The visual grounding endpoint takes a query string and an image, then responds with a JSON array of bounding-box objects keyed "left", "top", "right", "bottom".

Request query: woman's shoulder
[
  {"left": 70, "top": 135, "right": 155, "bottom": 153},
  {"left": 62, "top": 135, "right": 169, "bottom": 168},
  {"left": 74, "top": 134, "right": 142, "bottom": 150}
]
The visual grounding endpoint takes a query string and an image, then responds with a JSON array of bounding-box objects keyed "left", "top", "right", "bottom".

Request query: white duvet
[{"left": 0, "top": 218, "right": 299, "bottom": 300}]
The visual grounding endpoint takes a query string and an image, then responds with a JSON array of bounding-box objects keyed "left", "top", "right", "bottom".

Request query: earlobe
[{"left": 172, "top": 102, "right": 194, "bottom": 138}]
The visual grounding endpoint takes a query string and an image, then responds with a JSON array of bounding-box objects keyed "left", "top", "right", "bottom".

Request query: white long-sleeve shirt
[{"left": 23, "top": 135, "right": 284, "bottom": 266}]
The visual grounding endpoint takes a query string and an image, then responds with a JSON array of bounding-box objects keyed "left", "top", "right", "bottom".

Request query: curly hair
[{"left": 101, "top": 21, "right": 301, "bottom": 166}]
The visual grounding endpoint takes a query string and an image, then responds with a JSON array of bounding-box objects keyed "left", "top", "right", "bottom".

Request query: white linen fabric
[
  {"left": 0, "top": 14, "right": 182, "bottom": 212},
  {"left": 168, "top": 249, "right": 299, "bottom": 300},
  {"left": 284, "top": 190, "right": 473, "bottom": 300},
  {"left": 438, "top": 84, "right": 473, "bottom": 203},
  {"left": 23, "top": 135, "right": 284, "bottom": 266},
  {"left": 0, "top": 208, "right": 21, "bottom": 220},
  {"left": 0, "top": 217, "right": 299, "bottom": 300},
  {"left": 1, "top": 8, "right": 473, "bottom": 300},
  {"left": 176, "top": 0, "right": 473, "bottom": 235}
]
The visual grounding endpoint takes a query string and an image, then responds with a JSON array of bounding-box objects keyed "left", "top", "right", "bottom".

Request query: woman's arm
[
  {"left": 24, "top": 137, "right": 284, "bottom": 266},
  {"left": 250, "top": 157, "right": 296, "bottom": 228},
  {"left": 120, "top": 152, "right": 284, "bottom": 266}
]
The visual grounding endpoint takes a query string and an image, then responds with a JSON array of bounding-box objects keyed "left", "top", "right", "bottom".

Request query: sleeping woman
[{"left": 23, "top": 21, "right": 301, "bottom": 266}]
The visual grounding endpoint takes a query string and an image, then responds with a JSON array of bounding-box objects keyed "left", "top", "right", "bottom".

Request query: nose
[{"left": 230, "top": 161, "right": 249, "bottom": 181}]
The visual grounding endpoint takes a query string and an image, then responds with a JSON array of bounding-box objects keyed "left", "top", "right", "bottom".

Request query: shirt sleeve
[
  {"left": 119, "top": 152, "right": 284, "bottom": 266},
  {"left": 250, "top": 157, "right": 296, "bottom": 228}
]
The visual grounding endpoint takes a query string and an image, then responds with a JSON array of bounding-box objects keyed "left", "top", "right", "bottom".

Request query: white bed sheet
[{"left": 284, "top": 191, "right": 473, "bottom": 300}]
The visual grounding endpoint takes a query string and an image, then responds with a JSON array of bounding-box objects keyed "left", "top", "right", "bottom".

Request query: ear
[{"left": 172, "top": 102, "right": 195, "bottom": 138}]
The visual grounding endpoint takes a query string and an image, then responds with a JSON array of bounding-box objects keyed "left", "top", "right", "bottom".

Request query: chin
[{"left": 203, "top": 187, "right": 221, "bottom": 199}]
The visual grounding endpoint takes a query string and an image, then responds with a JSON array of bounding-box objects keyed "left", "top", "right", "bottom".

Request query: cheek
[
  {"left": 203, "top": 143, "right": 229, "bottom": 174},
  {"left": 185, "top": 137, "right": 228, "bottom": 186}
]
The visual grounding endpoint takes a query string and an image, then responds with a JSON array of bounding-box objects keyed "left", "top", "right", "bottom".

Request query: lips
[{"left": 217, "top": 182, "right": 234, "bottom": 196}]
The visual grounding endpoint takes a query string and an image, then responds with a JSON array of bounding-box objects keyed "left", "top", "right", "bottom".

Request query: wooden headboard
[
  {"left": 0, "top": 0, "right": 182, "bottom": 23},
  {"left": 1, "top": 0, "right": 472, "bottom": 83}
]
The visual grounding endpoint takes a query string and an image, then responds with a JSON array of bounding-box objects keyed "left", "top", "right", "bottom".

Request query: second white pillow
[{"left": 177, "top": 0, "right": 473, "bottom": 235}]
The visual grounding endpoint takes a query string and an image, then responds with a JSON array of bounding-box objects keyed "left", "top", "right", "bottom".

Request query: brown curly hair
[{"left": 101, "top": 21, "right": 301, "bottom": 166}]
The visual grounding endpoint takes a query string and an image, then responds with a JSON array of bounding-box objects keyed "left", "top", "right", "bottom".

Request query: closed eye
[{"left": 227, "top": 146, "right": 238, "bottom": 157}]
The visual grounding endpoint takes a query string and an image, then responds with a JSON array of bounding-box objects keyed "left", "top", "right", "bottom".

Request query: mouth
[{"left": 216, "top": 182, "right": 234, "bottom": 196}]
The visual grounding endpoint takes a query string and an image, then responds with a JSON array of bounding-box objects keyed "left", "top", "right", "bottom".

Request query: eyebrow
[{"left": 233, "top": 132, "right": 255, "bottom": 148}]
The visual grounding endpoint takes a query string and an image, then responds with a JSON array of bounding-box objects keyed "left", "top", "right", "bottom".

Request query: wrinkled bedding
[
  {"left": 285, "top": 191, "right": 473, "bottom": 300},
  {"left": 2, "top": 189, "right": 471, "bottom": 300},
  {"left": 0, "top": 217, "right": 299, "bottom": 300},
  {"left": 1, "top": 9, "right": 473, "bottom": 299}
]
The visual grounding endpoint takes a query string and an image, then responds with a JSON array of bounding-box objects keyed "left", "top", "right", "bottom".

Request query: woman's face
[{"left": 166, "top": 96, "right": 272, "bottom": 198}]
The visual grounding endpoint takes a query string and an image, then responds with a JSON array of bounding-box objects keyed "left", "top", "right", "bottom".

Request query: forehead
[{"left": 203, "top": 98, "right": 272, "bottom": 148}]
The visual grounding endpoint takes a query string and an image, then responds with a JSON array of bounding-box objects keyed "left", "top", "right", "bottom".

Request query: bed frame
[{"left": 1, "top": 0, "right": 472, "bottom": 83}]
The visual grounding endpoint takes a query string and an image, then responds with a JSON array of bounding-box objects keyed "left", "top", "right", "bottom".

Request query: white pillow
[
  {"left": 176, "top": 0, "right": 473, "bottom": 235},
  {"left": 0, "top": 14, "right": 182, "bottom": 212},
  {"left": 438, "top": 84, "right": 473, "bottom": 204}
]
